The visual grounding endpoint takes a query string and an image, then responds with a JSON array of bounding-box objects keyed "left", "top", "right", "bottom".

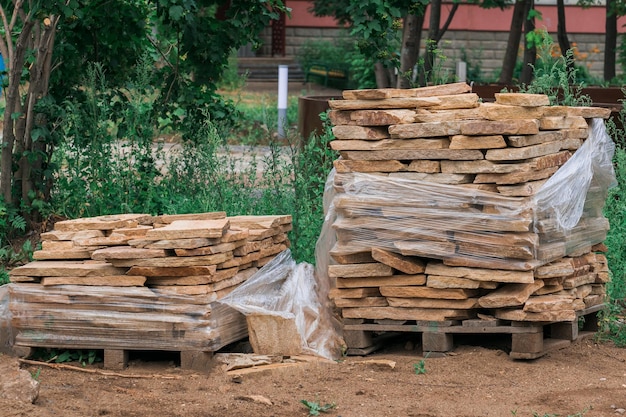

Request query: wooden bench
[{"left": 305, "top": 62, "right": 349, "bottom": 89}]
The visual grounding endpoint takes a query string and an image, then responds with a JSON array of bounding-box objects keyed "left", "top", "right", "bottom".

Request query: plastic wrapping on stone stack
[
  {"left": 8, "top": 212, "right": 292, "bottom": 352},
  {"left": 220, "top": 250, "right": 344, "bottom": 360},
  {"left": 8, "top": 283, "right": 247, "bottom": 351},
  {"left": 319, "top": 85, "right": 615, "bottom": 324},
  {"left": 0, "top": 284, "right": 13, "bottom": 353},
  {"left": 328, "top": 118, "right": 615, "bottom": 272}
]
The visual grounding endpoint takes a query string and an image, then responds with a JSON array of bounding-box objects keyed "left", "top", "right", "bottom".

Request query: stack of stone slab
[
  {"left": 8, "top": 212, "right": 291, "bottom": 351},
  {"left": 325, "top": 82, "right": 614, "bottom": 325}
]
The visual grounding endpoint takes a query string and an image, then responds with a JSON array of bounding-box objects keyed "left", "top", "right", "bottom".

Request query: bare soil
[{"left": 2, "top": 336, "right": 626, "bottom": 417}]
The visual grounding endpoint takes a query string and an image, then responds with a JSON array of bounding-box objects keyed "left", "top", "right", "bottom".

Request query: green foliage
[
  {"left": 598, "top": 92, "right": 626, "bottom": 347},
  {"left": 0, "top": 198, "right": 32, "bottom": 276},
  {"left": 413, "top": 351, "right": 429, "bottom": 375},
  {"left": 300, "top": 399, "right": 336, "bottom": 416},
  {"left": 0, "top": 270, "right": 9, "bottom": 285},
  {"left": 296, "top": 37, "right": 375, "bottom": 90},
  {"left": 291, "top": 113, "right": 338, "bottom": 263},
  {"left": 225, "top": 93, "right": 298, "bottom": 146},
  {"left": 50, "top": 65, "right": 335, "bottom": 264},
  {"left": 51, "top": 63, "right": 168, "bottom": 218},
  {"left": 415, "top": 40, "right": 454, "bottom": 86},
  {"left": 30, "top": 368, "right": 42, "bottom": 381},
  {"left": 51, "top": 0, "right": 152, "bottom": 97},
  {"left": 296, "top": 39, "right": 346, "bottom": 73},
  {"left": 217, "top": 54, "right": 248, "bottom": 91},
  {"left": 151, "top": 0, "right": 288, "bottom": 137},
  {"left": 347, "top": 1, "right": 403, "bottom": 72},
  {"left": 345, "top": 47, "right": 378, "bottom": 90},
  {"left": 517, "top": 34, "right": 591, "bottom": 106},
  {"left": 32, "top": 348, "right": 103, "bottom": 367},
  {"left": 597, "top": 126, "right": 626, "bottom": 346}
]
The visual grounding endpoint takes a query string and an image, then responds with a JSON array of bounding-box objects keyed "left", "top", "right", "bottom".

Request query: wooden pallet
[
  {"left": 343, "top": 304, "right": 603, "bottom": 360},
  {"left": 12, "top": 342, "right": 215, "bottom": 372}
]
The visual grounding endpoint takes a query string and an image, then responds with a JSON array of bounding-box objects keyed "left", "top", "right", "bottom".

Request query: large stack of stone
[
  {"left": 325, "top": 82, "right": 614, "bottom": 324},
  {"left": 9, "top": 212, "right": 291, "bottom": 351}
]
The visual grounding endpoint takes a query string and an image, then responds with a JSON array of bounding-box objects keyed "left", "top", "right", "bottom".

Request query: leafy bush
[
  {"left": 517, "top": 35, "right": 592, "bottom": 106},
  {"left": 217, "top": 53, "right": 248, "bottom": 91},
  {"left": 0, "top": 198, "right": 32, "bottom": 283}
]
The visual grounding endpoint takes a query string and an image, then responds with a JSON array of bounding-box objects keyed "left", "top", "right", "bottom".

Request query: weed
[
  {"left": 32, "top": 348, "right": 103, "bottom": 367},
  {"left": 517, "top": 32, "right": 591, "bottom": 106},
  {"left": 217, "top": 52, "right": 248, "bottom": 91},
  {"left": 413, "top": 352, "right": 430, "bottom": 375},
  {"left": 300, "top": 398, "right": 336, "bottom": 416},
  {"left": 416, "top": 40, "right": 454, "bottom": 86},
  {"left": 30, "top": 368, "right": 41, "bottom": 381}
]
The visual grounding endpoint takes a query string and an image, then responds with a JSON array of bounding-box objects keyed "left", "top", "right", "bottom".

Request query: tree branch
[{"left": 436, "top": 3, "right": 459, "bottom": 43}]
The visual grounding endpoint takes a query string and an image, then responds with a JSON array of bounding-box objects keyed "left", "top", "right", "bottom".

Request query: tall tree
[
  {"left": 0, "top": 0, "right": 287, "bottom": 222},
  {"left": 520, "top": 0, "right": 537, "bottom": 85},
  {"left": 0, "top": 1, "right": 78, "bottom": 210},
  {"left": 418, "top": 0, "right": 460, "bottom": 86},
  {"left": 605, "top": 0, "right": 618, "bottom": 81},
  {"left": 556, "top": 0, "right": 574, "bottom": 76},
  {"left": 498, "top": 0, "right": 527, "bottom": 84},
  {"left": 312, "top": 0, "right": 506, "bottom": 88},
  {"left": 398, "top": 11, "right": 424, "bottom": 88}
]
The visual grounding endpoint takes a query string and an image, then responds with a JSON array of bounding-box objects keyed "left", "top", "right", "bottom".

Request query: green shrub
[
  {"left": 296, "top": 37, "right": 376, "bottom": 90},
  {"left": 217, "top": 53, "right": 248, "bottom": 91},
  {"left": 0, "top": 198, "right": 32, "bottom": 281}
]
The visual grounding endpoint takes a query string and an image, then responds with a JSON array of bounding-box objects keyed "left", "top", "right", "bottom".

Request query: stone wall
[{"left": 256, "top": 27, "right": 619, "bottom": 82}]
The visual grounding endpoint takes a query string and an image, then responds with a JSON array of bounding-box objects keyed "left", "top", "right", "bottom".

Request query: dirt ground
[{"left": 1, "top": 335, "right": 626, "bottom": 417}]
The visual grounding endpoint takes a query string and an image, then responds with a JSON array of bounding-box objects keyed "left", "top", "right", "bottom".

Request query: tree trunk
[
  {"left": 605, "top": 0, "right": 617, "bottom": 81},
  {"left": 419, "top": 0, "right": 441, "bottom": 86},
  {"left": 498, "top": 0, "right": 527, "bottom": 85},
  {"left": 556, "top": 0, "right": 574, "bottom": 76},
  {"left": 1, "top": 21, "right": 36, "bottom": 204},
  {"left": 19, "top": 18, "right": 58, "bottom": 211},
  {"left": 374, "top": 61, "right": 391, "bottom": 88},
  {"left": 397, "top": 13, "right": 424, "bottom": 88},
  {"left": 520, "top": 0, "right": 536, "bottom": 85}
]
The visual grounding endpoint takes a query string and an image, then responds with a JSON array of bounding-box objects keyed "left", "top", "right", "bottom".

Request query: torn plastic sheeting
[
  {"left": 219, "top": 249, "right": 343, "bottom": 360},
  {"left": 534, "top": 118, "right": 617, "bottom": 231}
]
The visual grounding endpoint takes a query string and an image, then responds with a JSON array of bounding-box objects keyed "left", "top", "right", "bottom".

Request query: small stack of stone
[{"left": 8, "top": 212, "right": 291, "bottom": 351}]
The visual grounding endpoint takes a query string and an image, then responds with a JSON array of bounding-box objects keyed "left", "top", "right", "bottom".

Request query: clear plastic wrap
[
  {"left": 0, "top": 284, "right": 13, "bottom": 353},
  {"left": 8, "top": 283, "right": 247, "bottom": 351},
  {"left": 534, "top": 118, "right": 617, "bottom": 230},
  {"left": 220, "top": 249, "right": 343, "bottom": 360},
  {"left": 319, "top": 118, "right": 616, "bottom": 271}
]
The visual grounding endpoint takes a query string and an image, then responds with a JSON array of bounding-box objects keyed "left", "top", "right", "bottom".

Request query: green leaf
[
  {"left": 169, "top": 5, "right": 184, "bottom": 21},
  {"left": 55, "top": 351, "right": 72, "bottom": 363},
  {"left": 527, "top": 9, "right": 542, "bottom": 20},
  {"left": 31, "top": 128, "right": 46, "bottom": 141},
  {"left": 11, "top": 112, "right": 22, "bottom": 120}
]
